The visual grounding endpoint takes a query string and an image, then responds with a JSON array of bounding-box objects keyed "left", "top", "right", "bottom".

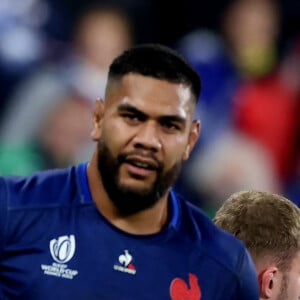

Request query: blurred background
[{"left": 0, "top": 0, "right": 300, "bottom": 217}]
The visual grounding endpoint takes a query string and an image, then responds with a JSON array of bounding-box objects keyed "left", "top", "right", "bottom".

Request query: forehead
[{"left": 105, "top": 73, "right": 195, "bottom": 118}]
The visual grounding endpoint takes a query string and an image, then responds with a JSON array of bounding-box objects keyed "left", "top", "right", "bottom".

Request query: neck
[
  {"left": 86, "top": 153, "right": 170, "bottom": 235},
  {"left": 106, "top": 199, "right": 169, "bottom": 235}
]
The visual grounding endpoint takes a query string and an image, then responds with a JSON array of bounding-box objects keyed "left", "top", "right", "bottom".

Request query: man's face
[
  {"left": 94, "top": 73, "right": 200, "bottom": 215},
  {"left": 275, "top": 251, "right": 300, "bottom": 300}
]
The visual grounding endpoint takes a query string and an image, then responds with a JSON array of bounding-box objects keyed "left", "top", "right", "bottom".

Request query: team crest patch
[{"left": 170, "top": 273, "right": 201, "bottom": 300}]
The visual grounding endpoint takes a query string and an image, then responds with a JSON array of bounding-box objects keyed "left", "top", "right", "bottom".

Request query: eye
[
  {"left": 121, "top": 113, "right": 142, "bottom": 125},
  {"left": 161, "top": 121, "right": 181, "bottom": 132}
]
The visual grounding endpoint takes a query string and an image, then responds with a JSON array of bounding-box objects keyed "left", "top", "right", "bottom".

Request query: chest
[{"left": 0, "top": 207, "right": 234, "bottom": 300}]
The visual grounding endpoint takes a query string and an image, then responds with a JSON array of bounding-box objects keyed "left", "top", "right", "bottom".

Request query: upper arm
[
  {"left": 235, "top": 248, "right": 259, "bottom": 299},
  {"left": 0, "top": 177, "right": 8, "bottom": 256}
]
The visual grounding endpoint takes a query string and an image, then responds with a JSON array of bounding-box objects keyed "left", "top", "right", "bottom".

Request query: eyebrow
[
  {"left": 117, "top": 103, "right": 186, "bottom": 124},
  {"left": 117, "top": 104, "right": 147, "bottom": 118}
]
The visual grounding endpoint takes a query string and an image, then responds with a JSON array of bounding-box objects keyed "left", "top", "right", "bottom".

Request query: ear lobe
[
  {"left": 259, "top": 267, "right": 278, "bottom": 299},
  {"left": 91, "top": 99, "right": 105, "bottom": 141},
  {"left": 183, "top": 145, "right": 191, "bottom": 160}
]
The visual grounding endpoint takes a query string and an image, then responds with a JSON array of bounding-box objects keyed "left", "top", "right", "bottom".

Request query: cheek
[
  {"left": 163, "top": 137, "right": 189, "bottom": 166},
  {"left": 296, "top": 275, "right": 300, "bottom": 293},
  {"left": 287, "top": 273, "right": 300, "bottom": 299},
  {"left": 101, "top": 121, "right": 129, "bottom": 153}
]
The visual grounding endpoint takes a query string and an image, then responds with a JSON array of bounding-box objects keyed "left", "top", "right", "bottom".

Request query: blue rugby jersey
[{"left": 0, "top": 163, "right": 259, "bottom": 300}]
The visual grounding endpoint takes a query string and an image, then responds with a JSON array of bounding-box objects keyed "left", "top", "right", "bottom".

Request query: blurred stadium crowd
[{"left": 0, "top": 0, "right": 300, "bottom": 218}]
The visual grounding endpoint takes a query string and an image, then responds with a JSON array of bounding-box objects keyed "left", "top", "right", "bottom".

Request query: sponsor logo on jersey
[
  {"left": 41, "top": 235, "right": 79, "bottom": 280},
  {"left": 113, "top": 249, "right": 136, "bottom": 275},
  {"left": 170, "top": 273, "right": 201, "bottom": 300}
]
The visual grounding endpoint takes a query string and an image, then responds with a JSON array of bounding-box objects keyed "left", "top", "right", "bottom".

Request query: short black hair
[{"left": 107, "top": 44, "right": 201, "bottom": 102}]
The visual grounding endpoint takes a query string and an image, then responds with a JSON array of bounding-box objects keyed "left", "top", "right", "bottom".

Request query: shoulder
[
  {"left": 180, "top": 197, "right": 252, "bottom": 273},
  {"left": 178, "top": 198, "right": 258, "bottom": 298},
  {"left": 0, "top": 165, "right": 80, "bottom": 209}
]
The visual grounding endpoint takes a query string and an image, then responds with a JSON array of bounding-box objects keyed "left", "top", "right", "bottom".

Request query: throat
[{"left": 105, "top": 196, "right": 170, "bottom": 235}]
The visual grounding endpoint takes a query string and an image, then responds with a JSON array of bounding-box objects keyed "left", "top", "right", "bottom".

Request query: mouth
[
  {"left": 122, "top": 156, "right": 160, "bottom": 178},
  {"left": 126, "top": 158, "right": 158, "bottom": 170}
]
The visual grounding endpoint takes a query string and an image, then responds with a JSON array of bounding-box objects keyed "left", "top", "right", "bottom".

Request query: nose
[{"left": 133, "top": 120, "right": 162, "bottom": 152}]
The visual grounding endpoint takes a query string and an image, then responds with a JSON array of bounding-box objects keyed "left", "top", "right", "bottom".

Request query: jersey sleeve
[
  {"left": 0, "top": 177, "right": 8, "bottom": 254},
  {"left": 235, "top": 248, "right": 259, "bottom": 299}
]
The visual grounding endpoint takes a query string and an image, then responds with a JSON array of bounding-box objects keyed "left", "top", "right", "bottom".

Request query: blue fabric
[{"left": 0, "top": 163, "right": 259, "bottom": 299}]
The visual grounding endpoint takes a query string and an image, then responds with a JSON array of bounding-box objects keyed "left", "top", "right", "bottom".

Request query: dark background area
[
  {"left": 1, "top": 0, "right": 300, "bottom": 104},
  {"left": 47, "top": 0, "right": 300, "bottom": 47}
]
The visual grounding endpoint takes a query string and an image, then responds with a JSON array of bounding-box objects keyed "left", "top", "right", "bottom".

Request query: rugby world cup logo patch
[
  {"left": 41, "top": 235, "right": 78, "bottom": 279},
  {"left": 50, "top": 235, "right": 76, "bottom": 264}
]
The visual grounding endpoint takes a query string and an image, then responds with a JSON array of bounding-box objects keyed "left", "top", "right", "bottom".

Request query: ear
[
  {"left": 183, "top": 120, "right": 201, "bottom": 160},
  {"left": 90, "top": 99, "right": 105, "bottom": 141},
  {"left": 258, "top": 267, "right": 278, "bottom": 299}
]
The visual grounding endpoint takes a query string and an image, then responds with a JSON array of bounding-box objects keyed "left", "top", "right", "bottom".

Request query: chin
[
  {"left": 120, "top": 177, "right": 155, "bottom": 191},
  {"left": 119, "top": 183, "right": 153, "bottom": 196}
]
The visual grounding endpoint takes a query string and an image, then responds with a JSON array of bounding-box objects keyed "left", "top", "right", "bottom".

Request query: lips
[{"left": 125, "top": 157, "right": 158, "bottom": 170}]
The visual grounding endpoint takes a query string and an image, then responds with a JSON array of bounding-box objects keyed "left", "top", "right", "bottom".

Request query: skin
[
  {"left": 87, "top": 73, "right": 200, "bottom": 234},
  {"left": 281, "top": 251, "right": 300, "bottom": 300},
  {"left": 255, "top": 251, "right": 300, "bottom": 300}
]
